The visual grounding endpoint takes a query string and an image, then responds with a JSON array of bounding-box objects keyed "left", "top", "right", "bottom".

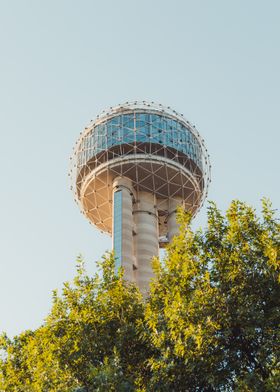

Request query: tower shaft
[
  {"left": 112, "top": 177, "right": 180, "bottom": 293},
  {"left": 133, "top": 192, "right": 158, "bottom": 293}
]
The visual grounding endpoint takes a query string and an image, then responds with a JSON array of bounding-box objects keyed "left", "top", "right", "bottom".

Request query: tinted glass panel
[{"left": 77, "top": 113, "right": 203, "bottom": 170}]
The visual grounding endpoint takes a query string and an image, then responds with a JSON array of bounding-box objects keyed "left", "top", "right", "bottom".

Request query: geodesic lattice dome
[{"left": 70, "top": 101, "right": 211, "bottom": 237}]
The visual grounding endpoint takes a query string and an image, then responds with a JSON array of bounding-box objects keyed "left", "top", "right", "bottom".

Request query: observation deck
[{"left": 71, "top": 101, "right": 210, "bottom": 240}]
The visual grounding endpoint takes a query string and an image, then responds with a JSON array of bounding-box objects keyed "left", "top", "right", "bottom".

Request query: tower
[{"left": 70, "top": 101, "right": 210, "bottom": 293}]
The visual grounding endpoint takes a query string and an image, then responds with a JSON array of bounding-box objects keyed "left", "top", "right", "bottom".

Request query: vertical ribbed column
[
  {"left": 133, "top": 192, "right": 159, "bottom": 294},
  {"left": 167, "top": 197, "right": 183, "bottom": 242},
  {"left": 112, "top": 177, "right": 134, "bottom": 281}
]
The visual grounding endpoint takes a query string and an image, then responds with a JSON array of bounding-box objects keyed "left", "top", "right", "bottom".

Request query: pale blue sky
[{"left": 0, "top": 0, "right": 279, "bottom": 337}]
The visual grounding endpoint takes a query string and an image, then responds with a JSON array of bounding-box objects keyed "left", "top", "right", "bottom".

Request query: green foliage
[
  {"left": 0, "top": 200, "right": 279, "bottom": 391},
  {"left": 140, "top": 199, "right": 280, "bottom": 391},
  {"left": 0, "top": 253, "right": 148, "bottom": 391}
]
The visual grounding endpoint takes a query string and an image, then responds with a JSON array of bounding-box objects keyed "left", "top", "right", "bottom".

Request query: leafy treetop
[{"left": 0, "top": 199, "right": 279, "bottom": 391}]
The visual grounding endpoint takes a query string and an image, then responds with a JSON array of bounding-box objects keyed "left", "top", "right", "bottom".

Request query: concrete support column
[
  {"left": 112, "top": 177, "right": 135, "bottom": 281},
  {"left": 167, "top": 197, "right": 183, "bottom": 242},
  {"left": 133, "top": 192, "right": 159, "bottom": 294}
]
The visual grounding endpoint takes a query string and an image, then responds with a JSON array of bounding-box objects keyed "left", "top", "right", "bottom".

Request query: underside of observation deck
[{"left": 79, "top": 153, "right": 202, "bottom": 237}]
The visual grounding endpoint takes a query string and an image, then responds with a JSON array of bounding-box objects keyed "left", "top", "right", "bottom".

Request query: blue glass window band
[{"left": 78, "top": 112, "right": 202, "bottom": 167}]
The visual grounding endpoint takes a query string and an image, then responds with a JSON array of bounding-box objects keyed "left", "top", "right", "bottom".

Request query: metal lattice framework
[{"left": 70, "top": 101, "right": 211, "bottom": 239}]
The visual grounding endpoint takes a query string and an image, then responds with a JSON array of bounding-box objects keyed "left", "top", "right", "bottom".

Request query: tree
[
  {"left": 0, "top": 254, "right": 150, "bottom": 391},
  {"left": 141, "top": 199, "right": 280, "bottom": 391},
  {"left": 0, "top": 200, "right": 279, "bottom": 391}
]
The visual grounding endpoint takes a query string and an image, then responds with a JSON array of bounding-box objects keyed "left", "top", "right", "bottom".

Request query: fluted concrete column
[
  {"left": 133, "top": 192, "right": 159, "bottom": 294},
  {"left": 112, "top": 177, "right": 135, "bottom": 281},
  {"left": 167, "top": 197, "right": 182, "bottom": 242}
]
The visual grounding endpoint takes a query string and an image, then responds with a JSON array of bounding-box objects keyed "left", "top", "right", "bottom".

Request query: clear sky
[{"left": 0, "top": 0, "right": 279, "bottom": 337}]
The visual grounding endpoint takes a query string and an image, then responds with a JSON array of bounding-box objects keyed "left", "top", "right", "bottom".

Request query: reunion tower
[{"left": 70, "top": 101, "right": 210, "bottom": 293}]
